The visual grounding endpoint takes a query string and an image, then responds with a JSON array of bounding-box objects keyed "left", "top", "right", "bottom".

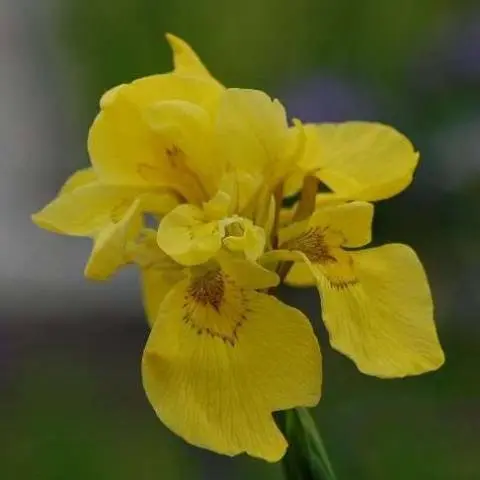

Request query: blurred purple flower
[{"left": 277, "top": 74, "right": 381, "bottom": 123}]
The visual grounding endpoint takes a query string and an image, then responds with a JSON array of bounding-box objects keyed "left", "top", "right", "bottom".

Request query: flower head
[{"left": 32, "top": 34, "right": 444, "bottom": 461}]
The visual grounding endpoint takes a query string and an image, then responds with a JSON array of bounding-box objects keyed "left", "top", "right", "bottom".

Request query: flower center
[{"left": 224, "top": 220, "right": 245, "bottom": 238}]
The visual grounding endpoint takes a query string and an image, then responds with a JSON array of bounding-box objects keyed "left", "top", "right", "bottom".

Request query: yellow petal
[
  {"left": 202, "top": 173, "right": 238, "bottom": 220},
  {"left": 125, "top": 73, "right": 221, "bottom": 110},
  {"left": 58, "top": 167, "right": 97, "bottom": 195},
  {"left": 141, "top": 265, "right": 185, "bottom": 328},
  {"left": 143, "top": 99, "right": 222, "bottom": 197},
  {"left": 286, "top": 262, "right": 317, "bottom": 287},
  {"left": 283, "top": 120, "right": 309, "bottom": 197},
  {"left": 279, "top": 201, "right": 373, "bottom": 256},
  {"left": 216, "top": 250, "right": 279, "bottom": 290},
  {"left": 312, "top": 244, "right": 444, "bottom": 378},
  {"left": 157, "top": 204, "right": 222, "bottom": 266},
  {"left": 88, "top": 74, "right": 221, "bottom": 203},
  {"left": 166, "top": 33, "right": 223, "bottom": 89},
  {"left": 142, "top": 269, "right": 321, "bottom": 461},
  {"left": 84, "top": 200, "right": 142, "bottom": 280},
  {"left": 301, "top": 122, "right": 419, "bottom": 201},
  {"left": 137, "top": 190, "right": 180, "bottom": 216},
  {"left": 126, "top": 229, "right": 186, "bottom": 326},
  {"left": 216, "top": 89, "right": 291, "bottom": 187},
  {"left": 231, "top": 170, "right": 264, "bottom": 215},
  {"left": 32, "top": 183, "right": 143, "bottom": 236},
  {"left": 309, "top": 201, "right": 373, "bottom": 248}
]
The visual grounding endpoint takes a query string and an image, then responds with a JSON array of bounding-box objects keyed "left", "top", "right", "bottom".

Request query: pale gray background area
[{"left": 0, "top": 0, "right": 139, "bottom": 322}]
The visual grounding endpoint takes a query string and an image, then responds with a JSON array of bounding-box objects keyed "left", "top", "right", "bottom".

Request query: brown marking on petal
[
  {"left": 165, "top": 144, "right": 182, "bottom": 161},
  {"left": 282, "top": 227, "right": 337, "bottom": 264},
  {"left": 187, "top": 269, "right": 225, "bottom": 311},
  {"left": 325, "top": 256, "right": 359, "bottom": 289},
  {"left": 283, "top": 228, "right": 361, "bottom": 288},
  {"left": 183, "top": 272, "right": 249, "bottom": 346},
  {"left": 327, "top": 278, "right": 359, "bottom": 290}
]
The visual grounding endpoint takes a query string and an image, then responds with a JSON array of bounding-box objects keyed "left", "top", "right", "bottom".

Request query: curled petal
[{"left": 157, "top": 204, "right": 222, "bottom": 266}]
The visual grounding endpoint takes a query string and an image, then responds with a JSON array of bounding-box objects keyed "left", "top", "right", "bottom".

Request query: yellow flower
[
  {"left": 32, "top": 33, "right": 445, "bottom": 464},
  {"left": 142, "top": 257, "right": 322, "bottom": 461},
  {"left": 264, "top": 201, "right": 444, "bottom": 378}
]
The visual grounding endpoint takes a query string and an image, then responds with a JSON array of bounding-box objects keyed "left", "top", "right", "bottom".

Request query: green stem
[{"left": 278, "top": 408, "right": 338, "bottom": 480}]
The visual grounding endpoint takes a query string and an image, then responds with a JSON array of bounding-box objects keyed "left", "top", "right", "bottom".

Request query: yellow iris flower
[{"left": 32, "top": 33, "right": 444, "bottom": 462}]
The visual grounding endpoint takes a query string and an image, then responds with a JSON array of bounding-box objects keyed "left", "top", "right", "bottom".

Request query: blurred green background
[{"left": 1, "top": 0, "right": 479, "bottom": 478}]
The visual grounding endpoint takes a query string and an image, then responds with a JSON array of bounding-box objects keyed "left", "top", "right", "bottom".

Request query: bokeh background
[{"left": 1, "top": 0, "right": 479, "bottom": 478}]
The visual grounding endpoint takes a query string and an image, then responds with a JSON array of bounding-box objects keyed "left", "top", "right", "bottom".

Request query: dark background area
[{"left": 1, "top": 0, "right": 479, "bottom": 478}]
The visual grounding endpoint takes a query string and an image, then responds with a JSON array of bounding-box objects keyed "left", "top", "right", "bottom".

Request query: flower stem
[{"left": 278, "top": 408, "right": 338, "bottom": 480}]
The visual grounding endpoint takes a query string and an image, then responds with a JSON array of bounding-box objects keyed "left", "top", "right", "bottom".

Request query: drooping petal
[
  {"left": 157, "top": 204, "right": 222, "bottom": 266},
  {"left": 299, "top": 122, "right": 419, "bottom": 201},
  {"left": 32, "top": 183, "right": 144, "bottom": 236},
  {"left": 310, "top": 244, "right": 444, "bottom": 377},
  {"left": 142, "top": 268, "right": 321, "bottom": 461},
  {"left": 166, "top": 33, "right": 223, "bottom": 89},
  {"left": 84, "top": 200, "right": 143, "bottom": 280},
  {"left": 58, "top": 167, "right": 97, "bottom": 195}
]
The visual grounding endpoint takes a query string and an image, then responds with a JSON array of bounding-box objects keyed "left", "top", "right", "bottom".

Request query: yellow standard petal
[
  {"left": 88, "top": 73, "right": 222, "bottom": 203},
  {"left": 142, "top": 263, "right": 321, "bottom": 461},
  {"left": 215, "top": 89, "right": 297, "bottom": 190},
  {"left": 296, "top": 122, "right": 419, "bottom": 201}
]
